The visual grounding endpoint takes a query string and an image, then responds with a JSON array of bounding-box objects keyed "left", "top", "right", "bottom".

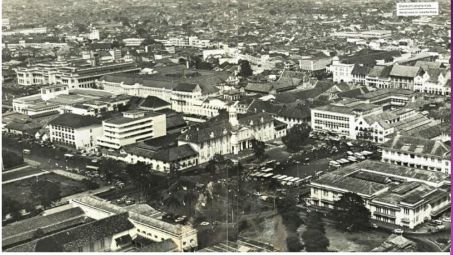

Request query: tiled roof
[
  {"left": 2, "top": 207, "right": 88, "bottom": 248},
  {"left": 48, "top": 113, "right": 102, "bottom": 128},
  {"left": 244, "top": 82, "right": 273, "bottom": 93},
  {"left": 381, "top": 134, "right": 450, "bottom": 158},
  {"left": 389, "top": 65, "right": 421, "bottom": 78},
  {"left": 366, "top": 65, "right": 392, "bottom": 78},
  {"left": 351, "top": 64, "right": 370, "bottom": 76},
  {"left": 139, "top": 96, "right": 171, "bottom": 109},
  {"left": 313, "top": 173, "right": 388, "bottom": 196},
  {"left": 153, "top": 144, "right": 198, "bottom": 162},
  {"left": 8, "top": 213, "right": 134, "bottom": 252}
]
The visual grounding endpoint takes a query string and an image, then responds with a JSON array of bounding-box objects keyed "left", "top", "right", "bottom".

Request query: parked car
[
  {"left": 200, "top": 222, "right": 210, "bottom": 226},
  {"left": 393, "top": 229, "right": 404, "bottom": 234}
]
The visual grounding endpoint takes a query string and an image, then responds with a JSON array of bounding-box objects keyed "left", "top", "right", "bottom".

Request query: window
[
  {"left": 100, "top": 239, "right": 105, "bottom": 250},
  {"left": 78, "top": 247, "right": 83, "bottom": 252}
]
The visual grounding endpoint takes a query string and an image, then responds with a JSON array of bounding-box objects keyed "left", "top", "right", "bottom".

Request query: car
[
  {"left": 125, "top": 199, "right": 135, "bottom": 205},
  {"left": 200, "top": 221, "right": 210, "bottom": 226},
  {"left": 393, "top": 229, "right": 404, "bottom": 234},
  {"left": 433, "top": 219, "right": 443, "bottom": 225},
  {"left": 371, "top": 223, "right": 378, "bottom": 229},
  {"left": 442, "top": 217, "right": 451, "bottom": 223},
  {"left": 437, "top": 225, "right": 446, "bottom": 230}
]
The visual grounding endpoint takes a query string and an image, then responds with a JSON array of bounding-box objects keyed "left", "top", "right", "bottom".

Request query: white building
[
  {"left": 178, "top": 105, "right": 275, "bottom": 164},
  {"left": 329, "top": 56, "right": 355, "bottom": 83},
  {"left": 123, "top": 38, "right": 145, "bottom": 47},
  {"left": 381, "top": 134, "right": 451, "bottom": 175},
  {"left": 2, "top": 27, "right": 47, "bottom": 36},
  {"left": 70, "top": 196, "right": 198, "bottom": 252},
  {"left": 97, "top": 110, "right": 166, "bottom": 149},
  {"left": 310, "top": 160, "right": 450, "bottom": 229},
  {"left": 311, "top": 102, "right": 382, "bottom": 139},
  {"left": 48, "top": 113, "right": 103, "bottom": 150}
]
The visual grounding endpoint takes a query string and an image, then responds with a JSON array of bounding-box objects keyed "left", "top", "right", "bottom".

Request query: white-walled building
[
  {"left": 70, "top": 196, "right": 198, "bottom": 252},
  {"left": 381, "top": 134, "right": 451, "bottom": 175},
  {"left": 97, "top": 110, "right": 166, "bottom": 149},
  {"left": 178, "top": 105, "right": 275, "bottom": 164},
  {"left": 48, "top": 113, "right": 103, "bottom": 150},
  {"left": 311, "top": 102, "right": 382, "bottom": 139},
  {"left": 329, "top": 56, "right": 355, "bottom": 83},
  {"left": 310, "top": 160, "right": 450, "bottom": 229}
]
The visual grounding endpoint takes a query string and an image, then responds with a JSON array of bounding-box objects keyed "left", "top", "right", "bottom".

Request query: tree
[
  {"left": 301, "top": 228, "right": 330, "bottom": 252},
  {"left": 332, "top": 192, "right": 371, "bottom": 232},
  {"left": 3, "top": 195, "right": 22, "bottom": 220},
  {"left": 305, "top": 212, "right": 326, "bottom": 234},
  {"left": 286, "top": 234, "right": 304, "bottom": 252},
  {"left": 251, "top": 139, "right": 266, "bottom": 159},
  {"left": 98, "top": 158, "right": 124, "bottom": 182},
  {"left": 282, "top": 123, "right": 312, "bottom": 152},
  {"left": 238, "top": 60, "right": 253, "bottom": 78},
  {"left": 2, "top": 150, "right": 24, "bottom": 169},
  {"left": 81, "top": 179, "right": 99, "bottom": 190},
  {"left": 31, "top": 180, "right": 61, "bottom": 208}
]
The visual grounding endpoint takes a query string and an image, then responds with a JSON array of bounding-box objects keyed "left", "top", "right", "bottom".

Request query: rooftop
[
  {"left": 49, "top": 113, "right": 102, "bottom": 128},
  {"left": 381, "top": 134, "right": 450, "bottom": 158}
]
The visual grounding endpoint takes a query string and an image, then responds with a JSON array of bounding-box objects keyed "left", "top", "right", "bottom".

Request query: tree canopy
[
  {"left": 332, "top": 192, "right": 371, "bottom": 232},
  {"left": 238, "top": 60, "right": 253, "bottom": 78},
  {"left": 31, "top": 180, "right": 61, "bottom": 208},
  {"left": 282, "top": 123, "right": 312, "bottom": 152},
  {"left": 251, "top": 139, "right": 266, "bottom": 159}
]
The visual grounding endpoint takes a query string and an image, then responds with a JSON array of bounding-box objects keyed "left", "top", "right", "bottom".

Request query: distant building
[
  {"left": 97, "top": 110, "right": 166, "bottom": 149},
  {"left": 15, "top": 61, "right": 140, "bottom": 88},
  {"left": 3, "top": 27, "right": 47, "bottom": 36},
  {"left": 329, "top": 56, "right": 355, "bottom": 83},
  {"left": 123, "top": 38, "right": 145, "bottom": 47},
  {"left": 310, "top": 160, "right": 450, "bottom": 229},
  {"left": 381, "top": 134, "right": 451, "bottom": 175},
  {"left": 48, "top": 113, "right": 103, "bottom": 150}
]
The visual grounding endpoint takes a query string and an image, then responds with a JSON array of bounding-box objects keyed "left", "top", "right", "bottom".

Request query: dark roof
[
  {"left": 48, "top": 113, "right": 102, "bottom": 128},
  {"left": 2, "top": 208, "right": 88, "bottom": 249},
  {"left": 166, "top": 114, "right": 187, "bottom": 130},
  {"left": 381, "top": 134, "right": 450, "bottom": 158},
  {"left": 11, "top": 213, "right": 134, "bottom": 252},
  {"left": 139, "top": 96, "right": 171, "bottom": 109},
  {"left": 153, "top": 144, "right": 198, "bottom": 162},
  {"left": 351, "top": 64, "right": 370, "bottom": 76},
  {"left": 342, "top": 49, "right": 401, "bottom": 66},
  {"left": 275, "top": 80, "right": 334, "bottom": 103},
  {"left": 244, "top": 83, "right": 273, "bottom": 93}
]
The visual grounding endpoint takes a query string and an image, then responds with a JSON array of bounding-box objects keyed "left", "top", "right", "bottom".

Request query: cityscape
[{"left": 1, "top": 0, "right": 451, "bottom": 252}]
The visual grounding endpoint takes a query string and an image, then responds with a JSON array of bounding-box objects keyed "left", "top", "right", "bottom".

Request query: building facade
[{"left": 97, "top": 110, "right": 166, "bottom": 149}]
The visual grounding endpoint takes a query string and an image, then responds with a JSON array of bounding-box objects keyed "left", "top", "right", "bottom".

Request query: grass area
[
  {"left": 239, "top": 214, "right": 288, "bottom": 251},
  {"left": 2, "top": 167, "right": 44, "bottom": 182},
  {"left": 2, "top": 173, "right": 90, "bottom": 206},
  {"left": 298, "top": 224, "right": 388, "bottom": 252}
]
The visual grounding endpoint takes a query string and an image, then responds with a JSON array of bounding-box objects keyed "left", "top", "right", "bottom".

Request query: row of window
[
  {"left": 52, "top": 125, "right": 75, "bottom": 133},
  {"left": 314, "top": 113, "right": 350, "bottom": 121},
  {"left": 52, "top": 132, "right": 75, "bottom": 140},
  {"left": 314, "top": 120, "right": 349, "bottom": 129}
]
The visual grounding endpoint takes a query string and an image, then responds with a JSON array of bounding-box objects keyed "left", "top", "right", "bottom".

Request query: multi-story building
[
  {"left": 329, "top": 56, "right": 355, "bottom": 83},
  {"left": 311, "top": 102, "right": 382, "bottom": 139},
  {"left": 178, "top": 105, "right": 275, "bottom": 164},
  {"left": 48, "top": 113, "right": 103, "bottom": 150},
  {"left": 310, "top": 160, "right": 450, "bottom": 229},
  {"left": 15, "top": 61, "right": 140, "bottom": 88},
  {"left": 354, "top": 108, "right": 435, "bottom": 143},
  {"left": 97, "top": 110, "right": 166, "bottom": 149},
  {"left": 70, "top": 195, "right": 198, "bottom": 252},
  {"left": 389, "top": 64, "right": 424, "bottom": 90},
  {"left": 413, "top": 67, "right": 451, "bottom": 96},
  {"left": 381, "top": 134, "right": 451, "bottom": 175},
  {"left": 3, "top": 27, "right": 47, "bottom": 36},
  {"left": 123, "top": 38, "right": 145, "bottom": 47},
  {"left": 365, "top": 65, "right": 393, "bottom": 89},
  {"left": 13, "top": 87, "right": 130, "bottom": 116}
]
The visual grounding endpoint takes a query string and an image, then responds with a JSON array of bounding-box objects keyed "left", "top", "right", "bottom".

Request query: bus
[{"left": 262, "top": 168, "right": 273, "bottom": 173}]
